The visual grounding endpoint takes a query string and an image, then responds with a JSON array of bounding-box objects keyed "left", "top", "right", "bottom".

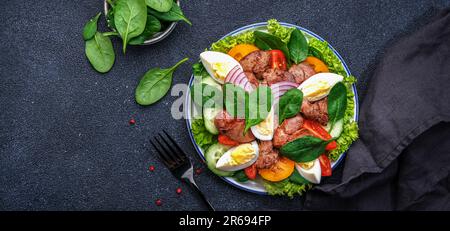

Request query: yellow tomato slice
[
  {"left": 227, "top": 44, "right": 259, "bottom": 61},
  {"left": 305, "top": 56, "right": 329, "bottom": 73},
  {"left": 258, "top": 157, "right": 295, "bottom": 182}
]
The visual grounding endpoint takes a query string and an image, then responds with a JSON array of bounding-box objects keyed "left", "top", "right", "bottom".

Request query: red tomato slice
[
  {"left": 244, "top": 163, "right": 257, "bottom": 180},
  {"left": 318, "top": 154, "right": 332, "bottom": 176},
  {"left": 218, "top": 134, "right": 239, "bottom": 146},
  {"left": 269, "top": 50, "right": 287, "bottom": 70},
  {"left": 303, "top": 119, "right": 338, "bottom": 151}
]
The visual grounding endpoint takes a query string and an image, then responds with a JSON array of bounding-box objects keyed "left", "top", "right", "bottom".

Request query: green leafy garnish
[
  {"left": 223, "top": 84, "right": 272, "bottom": 132},
  {"left": 289, "top": 169, "right": 310, "bottom": 184},
  {"left": 245, "top": 86, "right": 272, "bottom": 132},
  {"left": 191, "top": 119, "right": 218, "bottom": 151},
  {"left": 288, "top": 28, "right": 308, "bottom": 64},
  {"left": 278, "top": 88, "right": 303, "bottom": 124},
  {"left": 85, "top": 32, "right": 115, "bottom": 73},
  {"left": 145, "top": 0, "right": 173, "bottom": 13},
  {"left": 267, "top": 19, "right": 294, "bottom": 43},
  {"left": 114, "top": 0, "right": 147, "bottom": 53},
  {"left": 135, "top": 58, "right": 188, "bottom": 105},
  {"left": 263, "top": 179, "right": 310, "bottom": 198},
  {"left": 210, "top": 31, "right": 255, "bottom": 53},
  {"left": 280, "top": 136, "right": 331, "bottom": 162},
  {"left": 254, "top": 31, "right": 290, "bottom": 61},
  {"left": 328, "top": 82, "right": 347, "bottom": 128},
  {"left": 128, "top": 14, "right": 161, "bottom": 45},
  {"left": 83, "top": 12, "right": 101, "bottom": 40},
  {"left": 234, "top": 170, "right": 249, "bottom": 182},
  {"left": 148, "top": 3, "right": 192, "bottom": 26}
]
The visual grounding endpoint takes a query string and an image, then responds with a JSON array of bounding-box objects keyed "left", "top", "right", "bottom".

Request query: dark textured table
[{"left": 1, "top": 0, "right": 449, "bottom": 211}]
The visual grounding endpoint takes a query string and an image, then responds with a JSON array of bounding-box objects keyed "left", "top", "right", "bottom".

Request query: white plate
[{"left": 185, "top": 22, "right": 359, "bottom": 195}]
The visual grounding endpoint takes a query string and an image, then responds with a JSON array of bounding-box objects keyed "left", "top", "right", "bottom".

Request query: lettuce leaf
[
  {"left": 211, "top": 31, "right": 255, "bottom": 53},
  {"left": 191, "top": 119, "right": 217, "bottom": 151},
  {"left": 267, "top": 19, "right": 294, "bottom": 43},
  {"left": 263, "top": 179, "right": 311, "bottom": 198},
  {"left": 308, "top": 38, "right": 347, "bottom": 76}
]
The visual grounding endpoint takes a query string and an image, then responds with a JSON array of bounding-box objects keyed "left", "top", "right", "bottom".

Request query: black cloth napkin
[{"left": 304, "top": 9, "right": 450, "bottom": 210}]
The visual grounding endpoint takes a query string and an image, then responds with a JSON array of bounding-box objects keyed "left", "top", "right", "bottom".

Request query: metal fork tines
[{"left": 150, "top": 131, "right": 215, "bottom": 211}]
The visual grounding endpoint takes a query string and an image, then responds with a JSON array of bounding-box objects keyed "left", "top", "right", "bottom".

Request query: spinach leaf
[
  {"left": 85, "top": 32, "right": 115, "bottom": 73},
  {"left": 129, "top": 14, "right": 161, "bottom": 45},
  {"left": 192, "top": 62, "right": 209, "bottom": 78},
  {"left": 280, "top": 136, "right": 330, "bottom": 162},
  {"left": 114, "top": 0, "right": 147, "bottom": 53},
  {"left": 289, "top": 169, "right": 310, "bottom": 184},
  {"left": 190, "top": 83, "right": 223, "bottom": 109},
  {"left": 253, "top": 31, "right": 290, "bottom": 60},
  {"left": 245, "top": 86, "right": 272, "bottom": 132},
  {"left": 222, "top": 84, "right": 272, "bottom": 132},
  {"left": 135, "top": 58, "right": 188, "bottom": 105},
  {"left": 106, "top": 6, "right": 116, "bottom": 30},
  {"left": 288, "top": 29, "right": 308, "bottom": 64},
  {"left": 223, "top": 83, "right": 248, "bottom": 119},
  {"left": 145, "top": 0, "right": 173, "bottom": 13},
  {"left": 83, "top": 12, "right": 101, "bottom": 41},
  {"left": 278, "top": 88, "right": 303, "bottom": 124},
  {"left": 327, "top": 82, "right": 347, "bottom": 127},
  {"left": 148, "top": 3, "right": 192, "bottom": 26},
  {"left": 234, "top": 170, "right": 249, "bottom": 182}
]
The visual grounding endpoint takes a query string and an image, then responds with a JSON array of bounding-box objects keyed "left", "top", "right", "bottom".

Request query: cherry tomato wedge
[
  {"left": 303, "top": 119, "right": 338, "bottom": 151},
  {"left": 269, "top": 50, "right": 287, "bottom": 70},
  {"left": 318, "top": 154, "right": 332, "bottom": 176},
  {"left": 244, "top": 163, "right": 257, "bottom": 180},
  {"left": 217, "top": 134, "right": 239, "bottom": 146}
]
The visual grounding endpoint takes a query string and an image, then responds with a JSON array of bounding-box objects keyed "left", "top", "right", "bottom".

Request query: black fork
[{"left": 150, "top": 131, "right": 215, "bottom": 211}]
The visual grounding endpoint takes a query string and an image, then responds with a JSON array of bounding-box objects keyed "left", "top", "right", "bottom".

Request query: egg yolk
[
  {"left": 255, "top": 112, "right": 274, "bottom": 135},
  {"left": 211, "top": 62, "right": 231, "bottom": 81},
  {"left": 303, "top": 80, "right": 331, "bottom": 98},
  {"left": 230, "top": 144, "right": 256, "bottom": 165},
  {"left": 300, "top": 161, "right": 315, "bottom": 170}
]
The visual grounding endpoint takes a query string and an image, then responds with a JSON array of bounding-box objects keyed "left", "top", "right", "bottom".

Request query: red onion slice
[{"left": 224, "top": 65, "right": 253, "bottom": 92}]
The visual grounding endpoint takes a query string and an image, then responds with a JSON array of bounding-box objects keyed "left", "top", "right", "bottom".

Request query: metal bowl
[{"left": 104, "top": 0, "right": 179, "bottom": 45}]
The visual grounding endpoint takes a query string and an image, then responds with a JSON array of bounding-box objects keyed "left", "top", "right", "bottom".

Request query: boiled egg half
[
  {"left": 251, "top": 109, "right": 276, "bottom": 141},
  {"left": 200, "top": 51, "right": 242, "bottom": 84},
  {"left": 298, "top": 73, "right": 343, "bottom": 102},
  {"left": 295, "top": 158, "right": 322, "bottom": 184},
  {"left": 216, "top": 141, "right": 259, "bottom": 171}
]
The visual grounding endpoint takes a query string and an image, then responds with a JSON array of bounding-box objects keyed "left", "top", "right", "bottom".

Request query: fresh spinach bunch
[{"left": 82, "top": 0, "right": 191, "bottom": 73}]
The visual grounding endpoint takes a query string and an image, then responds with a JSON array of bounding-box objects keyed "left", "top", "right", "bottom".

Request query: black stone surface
[{"left": 1, "top": 0, "right": 449, "bottom": 211}]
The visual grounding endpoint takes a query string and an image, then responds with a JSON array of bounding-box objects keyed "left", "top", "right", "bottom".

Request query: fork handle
[{"left": 185, "top": 179, "right": 215, "bottom": 211}]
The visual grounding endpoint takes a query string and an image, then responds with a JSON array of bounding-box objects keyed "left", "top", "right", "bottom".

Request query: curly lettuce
[
  {"left": 263, "top": 179, "right": 312, "bottom": 198},
  {"left": 191, "top": 119, "right": 217, "bottom": 151},
  {"left": 308, "top": 38, "right": 347, "bottom": 76},
  {"left": 211, "top": 31, "right": 255, "bottom": 53},
  {"left": 267, "top": 19, "right": 294, "bottom": 43}
]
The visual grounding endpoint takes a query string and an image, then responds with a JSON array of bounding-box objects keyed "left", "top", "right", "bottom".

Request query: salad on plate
[{"left": 187, "top": 19, "right": 358, "bottom": 197}]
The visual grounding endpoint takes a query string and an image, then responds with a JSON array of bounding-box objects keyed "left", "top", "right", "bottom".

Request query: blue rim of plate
[{"left": 185, "top": 22, "right": 359, "bottom": 195}]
